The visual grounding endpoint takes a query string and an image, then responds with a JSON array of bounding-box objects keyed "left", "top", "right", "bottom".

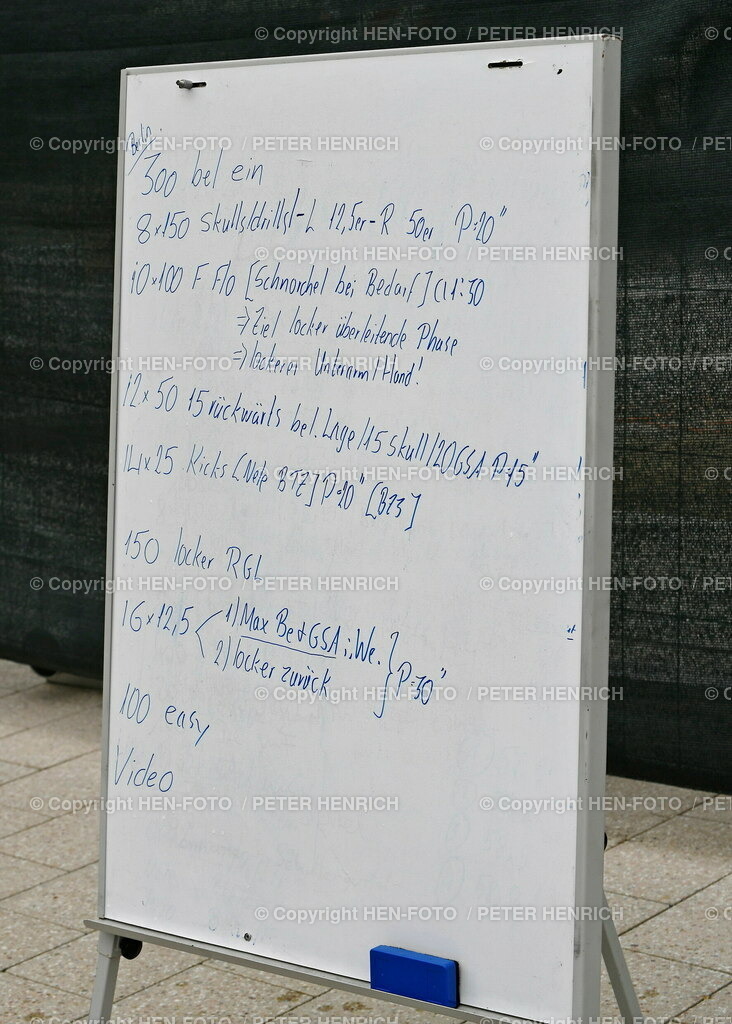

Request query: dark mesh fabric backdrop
[{"left": 0, "top": 2, "right": 730, "bottom": 789}]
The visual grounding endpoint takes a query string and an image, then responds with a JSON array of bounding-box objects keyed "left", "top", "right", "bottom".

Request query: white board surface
[{"left": 102, "top": 38, "right": 620, "bottom": 1023}]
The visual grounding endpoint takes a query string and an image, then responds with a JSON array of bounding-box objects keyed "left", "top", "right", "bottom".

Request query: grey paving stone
[
  {"left": 603, "top": 778, "right": 717, "bottom": 847},
  {"left": 0, "top": 684, "right": 101, "bottom": 739},
  {"left": 0, "top": 749, "right": 101, "bottom": 816},
  {"left": 0, "top": 970, "right": 88, "bottom": 1024},
  {"left": 0, "top": 759, "right": 36, "bottom": 784},
  {"left": 0, "top": 851, "right": 63, "bottom": 899},
  {"left": 0, "top": 660, "right": 48, "bottom": 695},
  {"left": 8, "top": 928, "right": 205, "bottom": 998},
  {"left": 0, "top": 861, "right": 98, "bottom": 930},
  {"left": 605, "top": 807, "right": 666, "bottom": 848},
  {"left": 623, "top": 873, "right": 732, "bottom": 974},
  {"left": 684, "top": 794, "right": 732, "bottom": 827},
  {"left": 45, "top": 671, "right": 102, "bottom": 690},
  {"left": 0, "top": 800, "right": 49, "bottom": 838},
  {"left": 207, "top": 957, "right": 329, "bottom": 996},
  {"left": 0, "top": 905, "right": 81, "bottom": 969},
  {"left": 679, "top": 981, "right": 732, "bottom": 1021},
  {"left": 605, "top": 776, "right": 713, "bottom": 817},
  {"left": 604, "top": 816, "right": 732, "bottom": 903},
  {"left": 601, "top": 949, "right": 730, "bottom": 1021},
  {"left": 112, "top": 961, "right": 329, "bottom": 1023},
  {"left": 605, "top": 888, "right": 668, "bottom": 933},
  {"left": 291, "top": 987, "right": 460, "bottom": 1024},
  {"left": 0, "top": 806, "right": 99, "bottom": 870},
  {"left": 0, "top": 705, "right": 102, "bottom": 768}
]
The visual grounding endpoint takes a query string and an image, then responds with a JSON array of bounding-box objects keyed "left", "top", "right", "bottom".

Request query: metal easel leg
[
  {"left": 88, "top": 931, "right": 122, "bottom": 1024},
  {"left": 602, "top": 891, "right": 644, "bottom": 1024}
]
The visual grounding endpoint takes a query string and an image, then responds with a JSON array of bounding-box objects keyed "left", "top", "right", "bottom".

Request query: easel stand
[
  {"left": 85, "top": 892, "right": 643, "bottom": 1024},
  {"left": 602, "top": 892, "right": 644, "bottom": 1023}
]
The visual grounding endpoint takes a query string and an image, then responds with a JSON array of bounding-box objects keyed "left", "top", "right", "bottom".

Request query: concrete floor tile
[
  {"left": 0, "top": 759, "right": 36, "bottom": 784},
  {"left": 0, "top": 906, "right": 81, "bottom": 969},
  {"left": 0, "top": 749, "right": 101, "bottom": 816},
  {"left": 606, "top": 776, "right": 712, "bottom": 816},
  {"left": 0, "top": 862, "right": 98, "bottom": 930},
  {"left": 8, "top": 928, "right": 204, "bottom": 998},
  {"left": 679, "top": 981, "right": 732, "bottom": 1021},
  {"left": 0, "top": 970, "right": 88, "bottom": 1023},
  {"left": 208, "top": 958, "right": 328, "bottom": 996},
  {"left": 604, "top": 816, "right": 732, "bottom": 903},
  {"left": 623, "top": 874, "right": 732, "bottom": 973},
  {"left": 0, "top": 684, "right": 101, "bottom": 739},
  {"left": 0, "top": 660, "right": 47, "bottom": 695},
  {"left": 601, "top": 949, "right": 730, "bottom": 1021},
  {"left": 603, "top": 776, "right": 716, "bottom": 848},
  {"left": 0, "top": 852, "right": 63, "bottom": 899},
  {"left": 297, "top": 988, "right": 458, "bottom": 1024},
  {"left": 684, "top": 794, "right": 732, "bottom": 827},
  {"left": 605, "top": 808, "right": 666, "bottom": 848},
  {"left": 45, "top": 671, "right": 102, "bottom": 690},
  {"left": 0, "top": 800, "right": 49, "bottom": 838},
  {"left": 0, "top": 706, "right": 102, "bottom": 768},
  {"left": 112, "top": 961, "right": 324, "bottom": 1022},
  {"left": 0, "top": 807, "right": 99, "bottom": 870},
  {"left": 605, "top": 889, "right": 668, "bottom": 933}
]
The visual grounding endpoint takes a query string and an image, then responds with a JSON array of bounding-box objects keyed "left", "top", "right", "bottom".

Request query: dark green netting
[{"left": 1, "top": 1, "right": 729, "bottom": 788}]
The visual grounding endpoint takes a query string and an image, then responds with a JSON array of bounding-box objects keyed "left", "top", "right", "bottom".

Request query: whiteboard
[{"left": 100, "top": 37, "right": 620, "bottom": 1024}]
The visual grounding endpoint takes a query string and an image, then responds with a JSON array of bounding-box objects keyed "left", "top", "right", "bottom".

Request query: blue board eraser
[{"left": 370, "top": 945, "right": 459, "bottom": 1008}]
